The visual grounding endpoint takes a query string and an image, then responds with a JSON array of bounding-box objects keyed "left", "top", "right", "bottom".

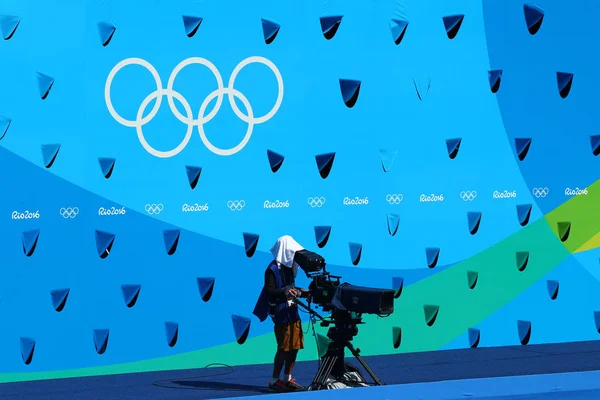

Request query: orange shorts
[{"left": 274, "top": 320, "right": 304, "bottom": 352}]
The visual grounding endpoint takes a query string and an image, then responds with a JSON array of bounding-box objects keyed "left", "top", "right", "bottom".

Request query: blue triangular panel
[
  {"left": 517, "top": 320, "right": 532, "bottom": 345},
  {"left": 41, "top": 144, "right": 61, "bottom": 168},
  {"left": 197, "top": 277, "right": 216, "bottom": 302},
  {"left": 546, "top": 280, "right": 559, "bottom": 300},
  {"left": 389, "top": 18, "right": 409, "bottom": 45},
  {"left": 22, "top": 229, "right": 40, "bottom": 257},
  {"left": 50, "top": 288, "right": 70, "bottom": 312},
  {"left": 182, "top": 15, "right": 203, "bottom": 38},
  {"left": 557, "top": 72, "right": 574, "bottom": 99},
  {"left": 524, "top": 4, "right": 544, "bottom": 35},
  {"left": 515, "top": 138, "right": 532, "bottom": 161},
  {"left": 0, "top": 15, "right": 20, "bottom": 40},
  {"left": 36, "top": 72, "right": 55, "bottom": 100},
  {"left": 446, "top": 138, "right": 462, "bottom": 159},
  {"left": 97, "top": 22, "right": 116, "bottom": 46},
  {"left": 0, "top": 115, "right": 11, "bottom": 140},
  {"left": 20, "top": 337, "right": 35, "bottom": 365},
  {"left": 121, "top": 284, "right": 141, "bottom": 308},
  {"left": 387, "top": 213, "right": 400, "bottom": 236},
  {"left": 232, "top": 314, "right": 251, "bottom": 344},
  {"left": 468, "top": 328, "right": 480, "bottom": 348},
  {"left": 320, "top": 16, "right": 343, "bottom": 39},
  {"left": 349, "top": 242, "right": 362, "bottom": 266},
  {"left": 266, "top": 150, "right": 285, "bottom": 173},
  {"left": 339, "top": 79, "right": 361, "bottom": 108},
  {"left": 95, "top": 230, "right": 115, "bottom": 259},
  {"left": 516, "top": 204, "right": 533, "bottom": 227},
  {"left": 315, "top": 152, "right": 336, "bottom": 179},
  {"left": 380, "top": 149, "right": 398, "bottom": 172},
  {"left": 185, "top": 165, "right": 202, "bottom": 189},
  {"left": 243, "top": 232, "right": 260, "bottom": 258},
  {"left": 591, "top": 135, "right": 600, "bottom": 156},
  {"left": 165, "top": 322, "right": 179, "bottom": 347},
  {"left": 261, "top": 18, "right": 280, "bottom": 44},
  {"left": 595, "top": 311, "right": 600, "bottom": 333},
  {"left": 314, "top": 226, "right": 332, "bottom": 248},
  {"left": 163, "top": 229, "right": 181, "bottom": 255},
  {"left": 442, "top": 15, "right": 464, "bottom": 39},
  {"left": 392, "top": 277, "right": 404, "bottom": 299},
  {"left": 98, "top": 157, "right": 116, "bottom": 179},
  {"left": 93, "top": 329, "right": 110, "bottom": 355},
  {"left": 425, "top": 247, "right": 440, "bottom": 269},
  {"left": 488, "top": 69, "right": 502, "bottom": 93},
  {"left": 467, "top": 212, "right": 482, "bottom": 235}
]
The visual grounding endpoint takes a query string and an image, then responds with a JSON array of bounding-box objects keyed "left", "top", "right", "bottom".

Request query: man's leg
[
  {"left": 272, "top": 349, "right": 286, "bottom": 381},
  {"left": 283, "top": 350, "right": 298, "bottom": 380}
]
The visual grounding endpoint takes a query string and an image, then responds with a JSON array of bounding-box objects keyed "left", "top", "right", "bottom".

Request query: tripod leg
[
  {"left": 345, "top": 342, "right": 384, "bottom": 386},
  {"left": 309, "top": 356, "right": 337, "bottom": 390}
]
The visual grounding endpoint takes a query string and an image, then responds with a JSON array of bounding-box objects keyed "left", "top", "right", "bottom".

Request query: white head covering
[{"left": 270, "top": 235, "right": 304, "bottom": 277}]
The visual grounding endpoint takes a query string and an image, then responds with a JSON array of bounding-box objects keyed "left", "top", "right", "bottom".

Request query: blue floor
[{"left": 1, "top": 341, "right": 600, "bottom": 399}]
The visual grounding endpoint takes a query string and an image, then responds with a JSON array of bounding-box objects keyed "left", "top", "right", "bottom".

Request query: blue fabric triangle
[
  {"left": 41, "top": 144, "right": 61, "bottom": 168},
  {"left": 231, "top": 314, "right": 251, "bottom": 343},
  {"left": 468, "top": 328, "right": 480, "bottom": 348},
  {"left": 20, "top": 337, "right": 35, "bottom": 365},
  {"left": 515, "top": 138, "right": 532, "bottom": 160},
  {"left": 380, "top": 149, "right": 398, "bottom": 172},
  {"left": 165, "top": 322, "right": 179, "bottom": 347},
  {"left": 163, "top": 229, "right": 180, "bottom": 255},
  {"left": 98, "top": 157, "right": 116, "bottom": 178},
  {"left": 243, "top": 233, "right": 259, "bottom": 256},
  {"left": 0, "top": 115, "right": 11, "bottom": 140},
  {"left": 557, "top": 72, "right": 573, "bottom": 92},
  {"left": 0, "top": 15, "right": 21, "bottom": 40},
  {"left": 22, "top": 229, "right": 40, "bottom": 257},
  {"left": 261, "top": 19, "right": 280, "bottom": 43},
  {"left": 36, "top": 72, "right": 55, "bottom": 100},
  {"left": 197, "top": 277, "right": 215, "bottom": 300},
  {"left": 50, "top": 288, "right": 70, "bottom": 312},
  {"left": 445, "top": 138, "right": 462, "bottom": 157},
  {"left": 266, "top": 150, "right": 284, "bottom": 172},
  {"left": 524, "top": 4, "right": 544, "bottom": 29},
  {"left": 387, "top": 213, "right": 400, "bottom": 236},
  {"left": 442, "top": 15, "right": 464, "bottom": 34},
  {"left": 389, "top": 18, "right": 408, "bottom": 44},
  {"left": 425, "top": 247, "right": 440, "bottom": 268},
  {"left": 182, "top": 15, "right": 203, "bottom": 38},
  {"left": 546, "top": 280, "right": 559, "bottom": 300},
  {"left": 95, "top": 230, "right": 115, "bottom": 258},
  {"left": 349, "top": 242, "right": 362, "bottom": 265},
  {"left": 315, "top": 152, "right": 335, "bottom": 174},
  {"left": 339, "top": 79, "right": 361, "bottom": 105},
  {"left": 595, "top": 311, "right": 600, "bottom": 333},
  {"left": 516, "top": 204, "right": 532, "bottom": 226},
  {"left": 185, "top": 165, "right": 202, "bottom": 189},
  {"left": 488, "top": 69, "right": 502, "bottom": 90},
  {"left": 591, "top": 135, "right": 600, "bottom": 155},
  {"left": 319, "top": 16, "right": 343, "bottom": 36},
  {"left": 392, "top": 277, "right": 404, "bottom": 298},
  {"left": 121, "top": 284, "right": 141, "bottom": 307},
  {"left": 467, "top": 212, "right": 482, "bottom": 235},
  {"left": 93, "top": 329, "right": 110, "bottom": 354},
  {"left": 517, "top": 320, "right": 531, "bottom": 344},
  {"left": 424, "top": 305, "right": 440, "bottom": 326},
  {"left": 314, "top": 226, "right": 331, "bottom": 248},
  {"left": 97, "top": 22, "right": 116, "bottom": 46}
]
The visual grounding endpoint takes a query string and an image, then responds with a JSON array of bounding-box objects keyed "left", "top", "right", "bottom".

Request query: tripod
[{"left": 295, "top": 299, "right": 385, "bottom": 391}]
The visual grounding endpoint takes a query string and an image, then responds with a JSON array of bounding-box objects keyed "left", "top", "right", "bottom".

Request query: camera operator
[{"left": 253, "top": 235, "right": 309, "bottom": 393}]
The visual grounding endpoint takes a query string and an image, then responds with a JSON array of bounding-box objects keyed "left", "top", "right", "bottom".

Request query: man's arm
[{"left": 265, "top": 269, "right": 286, "bottom": 301}]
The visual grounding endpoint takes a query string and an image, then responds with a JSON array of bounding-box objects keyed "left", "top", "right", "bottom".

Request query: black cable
[{"left": 151, "top": 363, "right": 235, "bottom": 390}]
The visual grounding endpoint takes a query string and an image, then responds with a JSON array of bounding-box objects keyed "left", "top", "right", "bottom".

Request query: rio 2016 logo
[
  {"left": 11, "top": 210, "right": 40, "bottom": 220},
  {"left": 420, "top": 194, "right": 444, "bottom": 203},
  {"left": 182, "top": 203, "right": 209, "bottom": 212},
  {"left": 264, "top": 200, "right": 290, "bottom": 209},
  {"left": 343, "top": 197, "right": 369, "bottom": 206},
  {"left": 565, "top": 187, "right": 588, "bottom": 196},
  {"left": 493, "top": 190, "right": 517, "bottom": 199},
  {"left": 98, "top": 207, "right": 126, "bottom": 216}
]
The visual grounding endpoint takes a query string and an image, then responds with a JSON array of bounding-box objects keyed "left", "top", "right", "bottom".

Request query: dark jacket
[{"left": 253, "top": 261, "right": 301, "bottom": 325}]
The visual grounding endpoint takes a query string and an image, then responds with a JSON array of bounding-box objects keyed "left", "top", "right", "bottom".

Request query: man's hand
[{"left": 285, "top": 288, "right": 299, "bottom": 298}]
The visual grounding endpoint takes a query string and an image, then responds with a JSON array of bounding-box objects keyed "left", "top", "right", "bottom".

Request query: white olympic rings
[
  {"left": 308, "top": 197, "right": 326, "bottom": 208},
  {"left": 228, "top": 200, "right": 246, "bottom": 211},
  {"left": 460, "top": 191, "right": 477, "bottom": 201},
  {"left": 145, "top": 203, "right": 164, "bottom": 215},
  {"left": 532, "top": 187, "right": 549, "bottom": 198},
  {"left": 60, "top": 207, "right": 79, "bottom": 219},
  {"left": 386, "top": 194, "right": 403, "bottom": 204},
  {"left": 104, "top": 56, "right": 284, "bottom": 157}
]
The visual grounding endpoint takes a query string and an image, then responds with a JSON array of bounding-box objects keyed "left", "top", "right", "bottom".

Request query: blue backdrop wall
[{"left": 0, "top": 0, "right": 599, "bottom": 383}]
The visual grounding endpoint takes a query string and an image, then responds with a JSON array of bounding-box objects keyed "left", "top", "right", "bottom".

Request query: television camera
[{"left": 291, "top": 250, "right": 395, "bottom": 390}]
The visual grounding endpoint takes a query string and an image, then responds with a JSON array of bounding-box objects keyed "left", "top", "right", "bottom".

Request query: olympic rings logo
[
  {"left": 532, "top": 188, "right": 549, "bottom": 198},
  {"left": 308, "top": 197, "right": 326, "bottom": 208},
  {"left": 460, "top": 191, "right": 477, "bottom": 201},
  {"left": 60, "top": 207, "right": 79, "bottom": 219},
  {"left": 228, "top": 200, "right": 246, "bottom": 211},
  {"left": 386, "top": 194, "right": 403, "bottom": 205},
  {"left": 145, "top": 204, "right": 164, "bottom": 215},
  {"left": 104, "top": 56, "right": 284, "bottom": 158}
]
